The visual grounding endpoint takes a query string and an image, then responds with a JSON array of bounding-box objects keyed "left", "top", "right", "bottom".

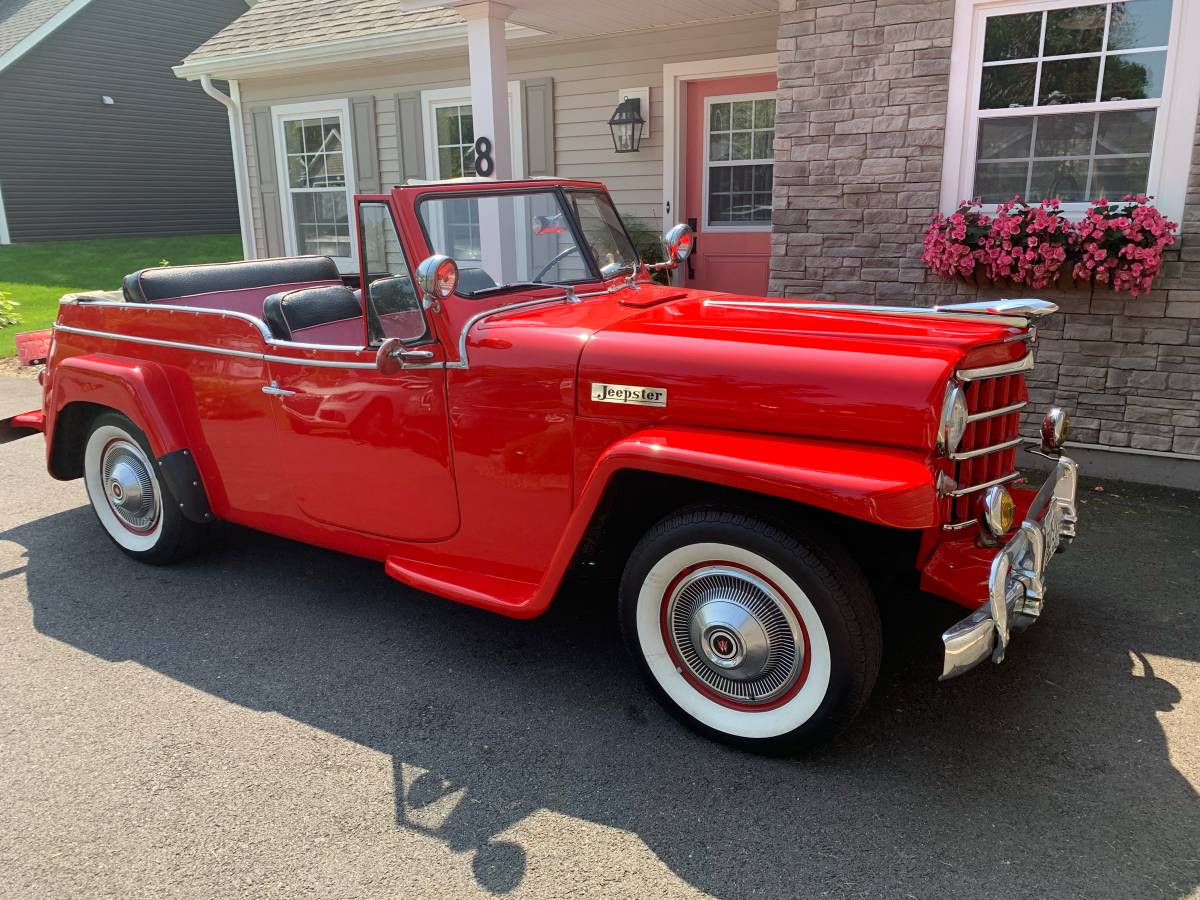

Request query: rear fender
[{"left": 46, "top": 355, "right": 191, "bottom": 476}]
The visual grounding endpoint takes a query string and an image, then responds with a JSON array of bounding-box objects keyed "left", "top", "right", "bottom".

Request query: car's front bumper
[{"left": 940, "top": 455, "right": 1078, "bottom": 680}]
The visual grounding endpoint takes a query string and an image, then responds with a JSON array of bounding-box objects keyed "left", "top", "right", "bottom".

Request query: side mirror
[
  {"left": 645, "top": 223, "right": 695, "bottom": 274},
  {"left": 415, "top": 254, "right": 459, "bottom": 312},
  {"left": 663, "top": 223, "right": 694, "bottom": 263}
]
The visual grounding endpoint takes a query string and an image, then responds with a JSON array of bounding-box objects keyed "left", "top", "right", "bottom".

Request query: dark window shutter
[
  {"left": 350, "top": 95, "right": 381, "bottom": 194},
  {"left": 250, "top": 106, "right": 285, "bottom": 257},
  {"left": 521, "top": 77, "right": 555, "bottom": 177},
  {"left": 395, "top": 91, "right": 427, "bottom": 184}
]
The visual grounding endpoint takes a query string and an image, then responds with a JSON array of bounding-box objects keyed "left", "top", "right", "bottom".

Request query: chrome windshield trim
[
  {"left": 949, "top": 436, "right": 1023, "bottom": 461},
  {"left": 944, "top": 471, "right": 1021, "bottom": 498},
  {"left": 957, "top": 353, "right": 1035, "bottom": 382},
  {"left": 966, "top": 400, "right": 1028, "bottom": 423}
]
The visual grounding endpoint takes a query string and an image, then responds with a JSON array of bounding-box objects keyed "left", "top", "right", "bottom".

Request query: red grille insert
[{"left": 950, "top": 372, "right": 1028, "bottom": 523}]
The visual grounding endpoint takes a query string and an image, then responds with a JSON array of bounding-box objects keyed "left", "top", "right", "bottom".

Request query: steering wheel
[{"left": 533, "top": 245, "right": 581, "bottom": 282}]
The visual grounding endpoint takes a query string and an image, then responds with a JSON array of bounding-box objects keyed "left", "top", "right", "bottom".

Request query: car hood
[{"left": 576, "top": 290, "right": 1026, "bottom": 452}]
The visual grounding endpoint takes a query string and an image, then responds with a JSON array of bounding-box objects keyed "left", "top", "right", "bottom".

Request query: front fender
[
  {"left": 47, "top": 354, "right": 191, "bottom": 465},
  {"left": 583, "top": 426, "right": 938, "bottom": 531}
]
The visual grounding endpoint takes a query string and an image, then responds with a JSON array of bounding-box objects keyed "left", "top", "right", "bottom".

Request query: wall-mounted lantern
[{"left": 608, "top": 96, "right": 645, "bottom": 154}]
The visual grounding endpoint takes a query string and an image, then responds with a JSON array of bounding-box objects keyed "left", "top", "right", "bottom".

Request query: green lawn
[{"left": 0, "top": 234, "right": 243, "bottom": 356}]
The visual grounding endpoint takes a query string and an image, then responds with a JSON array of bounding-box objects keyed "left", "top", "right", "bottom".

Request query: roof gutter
[{"left": 199, "top": 75, "right": 257, "bottom": 259}]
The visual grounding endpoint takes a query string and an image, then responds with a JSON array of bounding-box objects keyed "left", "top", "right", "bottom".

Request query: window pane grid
[
  {"left": 705, "top": 97, "right": 775, "bottom": 227},
  {"left": 980, "top": 1, "right": 1171, "bottom": 110},
  {"left": 282, "top": 112, "right": 352, "bottom": 258},
  {"left": 435, "top": 104, "right": 475, "bottom": 179},
  {"left": 971, "top": 1, "right": 1170, "bottom": 203}
]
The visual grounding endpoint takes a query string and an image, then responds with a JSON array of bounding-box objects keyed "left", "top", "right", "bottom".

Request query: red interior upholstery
[{"left": 164, "top": 280, "right": 342, "bottom": 319}]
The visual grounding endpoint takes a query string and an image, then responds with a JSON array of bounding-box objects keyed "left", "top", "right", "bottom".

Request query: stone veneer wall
[{"left": 772, "top": 0, "right": 1200, "bottom": 459}]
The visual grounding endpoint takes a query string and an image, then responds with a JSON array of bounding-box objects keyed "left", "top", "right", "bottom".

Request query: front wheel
[
  {"left": 82, "top": 412, "right": 206, "bottom": 564},
  {"left": 619, "top": 508, "right": 881, "bottom": 754}
]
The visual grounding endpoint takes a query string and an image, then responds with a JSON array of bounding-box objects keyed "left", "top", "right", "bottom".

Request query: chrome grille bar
[
  {"left": 966, "top": 400, "right": 1027, "bottom": 423},
  {"left": 949, "top": 436, "right": 1023, "bottom": 461},
  {"left": 945, "top": 472, "right": 1021, "bottom": 498},
  {"left": 957, "top": 353, "right": 1034, "bottom": 382}
]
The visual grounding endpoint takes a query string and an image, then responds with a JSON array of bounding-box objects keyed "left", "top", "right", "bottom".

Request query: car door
[{"left": 262, "top": 199, "right": 459, "bottom": 541}]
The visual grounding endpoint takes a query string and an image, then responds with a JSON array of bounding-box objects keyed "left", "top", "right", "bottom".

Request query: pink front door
[{"left": 683, "top": 74, "right": 778, "bottom": 295}]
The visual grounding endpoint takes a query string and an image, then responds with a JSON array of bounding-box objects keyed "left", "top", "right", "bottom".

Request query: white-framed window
[
  {"left": 419, "top": 85, "right": 525, "bottom": 268},
  {"left": 271, "top": 99, "right": 356, "bottom": 269},
  {"left": 702, "top": 92, "right": 775, "bottom": 232},
  {"left": 941, "top": 0, "right": 1200, "bottom": 221}
]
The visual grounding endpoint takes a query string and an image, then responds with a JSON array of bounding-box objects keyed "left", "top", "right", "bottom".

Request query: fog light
[
  {"left": 1041, "top": 407, "right": 1070, "bottom": 450},
  {"left": 979, "top": 485, "right": 1016, "bottom": 537}
]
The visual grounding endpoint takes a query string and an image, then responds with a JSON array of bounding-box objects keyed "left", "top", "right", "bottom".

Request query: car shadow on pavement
[{"left": 6, "top": 483, "right": 1199, "bottom": 898}]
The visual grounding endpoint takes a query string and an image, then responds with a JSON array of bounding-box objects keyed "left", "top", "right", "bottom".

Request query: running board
[{"left": 384, "top": 557, "right": 541, "bottom": 618}]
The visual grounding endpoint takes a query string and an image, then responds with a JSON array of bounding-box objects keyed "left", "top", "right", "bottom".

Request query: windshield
[{"left": 417, "top": 189, "right": 639, "bottom": 295}]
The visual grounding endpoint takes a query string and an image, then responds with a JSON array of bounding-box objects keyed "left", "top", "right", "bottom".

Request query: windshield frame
[{"left": 413, "top": 184, "right": 637, "bottom": 299}]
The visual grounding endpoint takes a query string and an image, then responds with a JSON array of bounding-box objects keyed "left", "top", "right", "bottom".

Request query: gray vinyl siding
[
  {"left": 0, "top": 0, "right": 245, "bottom": 242},
  {"left": 237, "top": 15, "right": 778, "bottom": 258}
]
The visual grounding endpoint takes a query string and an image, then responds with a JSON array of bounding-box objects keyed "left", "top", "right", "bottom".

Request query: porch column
[{"left": 460, "top": 1, "right": 513, "bottom": 180}]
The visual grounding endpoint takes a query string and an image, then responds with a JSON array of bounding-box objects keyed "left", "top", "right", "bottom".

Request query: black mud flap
[
  {"left": 0, "top": 414, "right": 41, "bottom": 445},
  {"left": 155, "top": 449, "right": 215, "bottom": 524}
]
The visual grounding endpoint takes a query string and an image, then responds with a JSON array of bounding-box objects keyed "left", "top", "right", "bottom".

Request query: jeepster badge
[{"left": 591, "top": 383, "right": 668, "bottom": 407}]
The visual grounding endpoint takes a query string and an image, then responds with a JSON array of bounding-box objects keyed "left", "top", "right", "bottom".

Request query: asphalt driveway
[{"left": 1, "top": 375, "right": 1197, "bottom": 899}]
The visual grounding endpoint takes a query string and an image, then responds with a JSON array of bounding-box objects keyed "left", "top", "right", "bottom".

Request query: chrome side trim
[
  {"left": 263, "top": 354, "right": 377, "bottom": 370},
  {"left": 966, "top": 400, "right": 1028, "bottom": 423},
  {"left": 949, "top": 436, "right": 1023, "bottom": 461},
  {"left": 55, "top": 324, "right": 264, "bottom": 361},
  {"left": 55, "top": 324, "right": 377, "bottom": 371},
  {"left": 449, "top": 283, "right": 619, "bottom": 368},
  {"left": 60, "top": 298, "right": 275, "bottom": 341},
  {"left": 944, "top": 471, "right": 1021, "bottom": 498},
  {"left": 957, "top": 353, "right": 1035, "bottom": 381}
]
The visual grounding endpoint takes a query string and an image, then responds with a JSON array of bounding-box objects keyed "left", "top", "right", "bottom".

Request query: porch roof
[{"left": 175, "top": 0, "right": 778, "bottom": 80}]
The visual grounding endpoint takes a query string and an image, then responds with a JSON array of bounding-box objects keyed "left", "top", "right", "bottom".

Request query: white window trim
[
  {"left": 271, "top": 98, "right": 357, "bottom": 271},
  {"left": 701, "top": 90, "right": 776, "bottom": 234},
  {"left": 940, "top": 0, "right": 1200, "bottom": 223},
  {"left": 661, "top": 54, "right": 778, "bottom": 235},
  {"left": 419, "top": 83, "right": 525, "bottom": 180}
]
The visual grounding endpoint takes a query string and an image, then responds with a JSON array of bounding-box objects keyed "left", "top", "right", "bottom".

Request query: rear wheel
[
  {"left": 619, "top": 507, "right": 881, "bottom": 753},
  {"left": 82, "top": 412, "right": 205, "bottom": 564}
]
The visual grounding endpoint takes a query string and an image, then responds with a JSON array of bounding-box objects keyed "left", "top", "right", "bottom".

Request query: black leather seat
[
  {"left": 263, "top": 286, "right": 363, "bottom": 341},
  {"left": 122, "top": 256, "right": 340, "bottom": 303}
]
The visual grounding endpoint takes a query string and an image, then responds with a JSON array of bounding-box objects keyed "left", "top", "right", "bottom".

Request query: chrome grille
[{"left": 950, "top": 370, "right": 1028, "bottom": 524}]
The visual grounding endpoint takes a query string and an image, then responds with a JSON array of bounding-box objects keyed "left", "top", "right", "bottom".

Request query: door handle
[
  {"left": 262, "top": 380, "right": 297, "bottom": 397},
  {"left": 394, "top": 349, "right": 435, "bottom": 361}
]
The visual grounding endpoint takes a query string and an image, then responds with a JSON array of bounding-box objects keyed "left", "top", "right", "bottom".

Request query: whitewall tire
[
  {"left": 82, "top": 412, "right": 204, "bottom": 564},
  {"left": 619, "top": 507, "right": 881, "bottom": 753}
]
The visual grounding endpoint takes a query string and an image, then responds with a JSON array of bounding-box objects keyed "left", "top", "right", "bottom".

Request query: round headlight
[
  {"left": 1041, "top": 407, "right": 1070, "bottom": 450},
  {"left": 979, "top": 485, "right": 1016, "bottom": 537},
  {"left": 938, "top": 383, "right": 969, "bottom": 454}
]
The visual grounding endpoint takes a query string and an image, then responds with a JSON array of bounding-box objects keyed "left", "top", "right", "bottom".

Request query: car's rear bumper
[
  {"left": 0, "top": 409, "right": 45, "bottom": 445},
  {"left": 940, "top": 455, "right": 1078, "bottom": 680}
]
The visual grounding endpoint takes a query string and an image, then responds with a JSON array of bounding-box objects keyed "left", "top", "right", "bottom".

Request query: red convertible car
[{"left": 2, "top": 178, "right": 1078, "bottom": 752}]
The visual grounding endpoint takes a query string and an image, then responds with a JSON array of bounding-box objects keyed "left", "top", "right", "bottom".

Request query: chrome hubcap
[
  {"left": 667, "top": 565, "right": 804, "bottom": 705},
  {"left": 101, "top": 440, "right": 157, "bottom": 531}
]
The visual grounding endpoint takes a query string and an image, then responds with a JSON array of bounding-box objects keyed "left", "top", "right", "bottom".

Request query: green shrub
[
  {"left": 624, "top": 218, "right": 671, "bottom": 285},
  {"left": 0, "top": 290, "right": 21, "bottom": 328}
]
